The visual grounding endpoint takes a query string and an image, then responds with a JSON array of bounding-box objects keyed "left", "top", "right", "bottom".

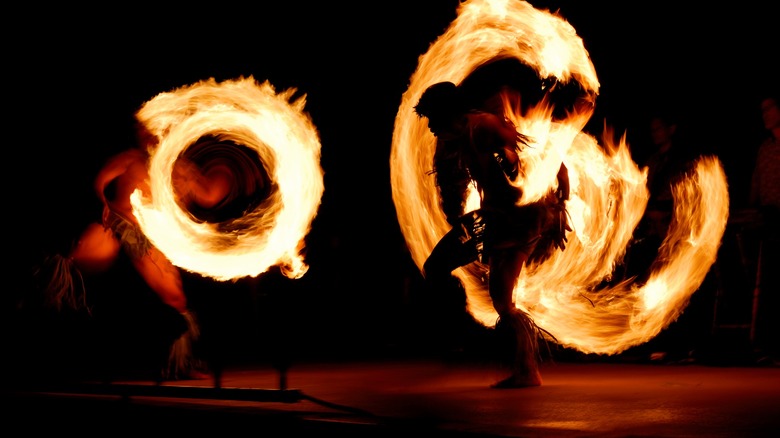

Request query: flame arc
[
  {"left": 132, "top": 77, "right": 324, "bottom": 282},
  {"left": 390, "top": 0, "right": 729, "bottom": 354}
]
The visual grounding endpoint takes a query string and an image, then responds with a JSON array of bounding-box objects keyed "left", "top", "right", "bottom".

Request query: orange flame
[
  {"left": 390, "top": 0, "right": 729, "bottom": 354},
  {"left": 132, "top": 77, "right": 324, "bottom": 282}
]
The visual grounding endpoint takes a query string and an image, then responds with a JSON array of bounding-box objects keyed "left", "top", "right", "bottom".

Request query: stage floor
[{"left": 4, "top": 357, "right": 779, "bottom": 437}]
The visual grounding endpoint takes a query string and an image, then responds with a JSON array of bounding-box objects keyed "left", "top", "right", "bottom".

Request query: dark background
[{"left": 5, "top": 1, "right": 776, "bottom": 373}]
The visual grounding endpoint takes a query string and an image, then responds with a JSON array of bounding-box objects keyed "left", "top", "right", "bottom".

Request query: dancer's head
[{"left": 415, "top": 81, "right": 466, "bottom": 137}]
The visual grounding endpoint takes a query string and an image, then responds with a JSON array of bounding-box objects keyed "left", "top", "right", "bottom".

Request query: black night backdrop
[{"left": 5, "top": 1, "right": 776, "bottom": 373}]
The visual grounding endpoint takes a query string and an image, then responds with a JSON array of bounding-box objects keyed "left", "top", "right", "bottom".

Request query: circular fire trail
[
  {"left": 390, "top": 0, "right": 729, "bottom": 354},
  {"left": 132, "top": 77, "right": 324, "bottom": 282}
]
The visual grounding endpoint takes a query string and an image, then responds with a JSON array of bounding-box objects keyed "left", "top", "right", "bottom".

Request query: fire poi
[
  {"left": 134, "top": 76, "right": 324, "bottom": 281},
  {"left": 390, "top": 0, "right": 730, "bottom": 355}
]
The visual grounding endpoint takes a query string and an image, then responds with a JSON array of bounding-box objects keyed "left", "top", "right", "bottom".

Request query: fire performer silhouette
[
  {"left": 35, "top": 122, "right": 233, "bottom": 380},
  {"left": 393, "top": 0, "right": 729, "bottom": 367},
  {"left": 415, "top": 80, "right": 571, "bottom": 388},
  {"left": 31, "top": 76, "right": 323, "bottom": 381}
]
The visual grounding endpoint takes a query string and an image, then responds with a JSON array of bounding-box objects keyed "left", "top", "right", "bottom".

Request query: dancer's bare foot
[{"left": 491, "top": 370, "right": 542, "bottom": 389}]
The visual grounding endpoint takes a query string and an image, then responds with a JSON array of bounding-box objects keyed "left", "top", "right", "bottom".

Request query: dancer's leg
[
  {"left": 131, "top": 248, "right": 207, "bottom": 380},
  {"left": 488, "top": 248, "right": 542, "bottom": 388}
]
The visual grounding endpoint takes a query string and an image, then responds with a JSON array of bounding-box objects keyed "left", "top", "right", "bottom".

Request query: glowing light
[
  {"left": 132, "top": 76, "right": 324, "bottom": 282},
  {"left": 390, "top": 0, "right": 729, "bottom": 354}
]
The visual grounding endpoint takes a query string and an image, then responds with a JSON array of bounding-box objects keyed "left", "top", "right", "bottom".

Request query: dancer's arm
[{"left": 94, "top": 148, "right": 147, "bottom": 204}]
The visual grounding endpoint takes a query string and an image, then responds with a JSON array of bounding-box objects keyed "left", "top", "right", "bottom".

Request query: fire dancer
[
  {"left": 36, "top": 121, "right": 231, "bottom": 380},
  {"left": 415, "top": 81, "right": 570, "bottom": 388}
]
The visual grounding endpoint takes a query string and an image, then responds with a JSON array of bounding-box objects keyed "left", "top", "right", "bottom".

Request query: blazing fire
[
  {"left": 132, "top": 77, "right": 324, "bottom": 282},
  {"left": 390, "top": 0, "right": 729, "bottom": 354}
]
